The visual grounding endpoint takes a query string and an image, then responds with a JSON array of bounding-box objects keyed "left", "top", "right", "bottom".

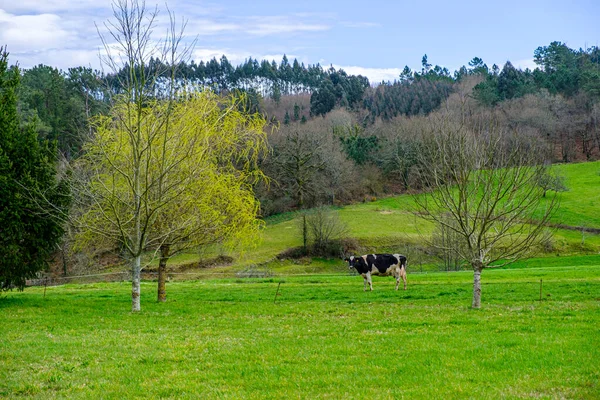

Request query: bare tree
[
  {"left": 270, "top": 126, "right": 327, "bottom": 208},
  {"left": 415, "top": 118, "right": 559, "bottom": 308},
  {"left": 73, "top": 0, "right": 192, "bottom": 312},
  {"left": 430, "top": 213, "right": 466, "bottom": 271},
  {"left": 302, "top": 207, "right": 348, "bottom": 257}
]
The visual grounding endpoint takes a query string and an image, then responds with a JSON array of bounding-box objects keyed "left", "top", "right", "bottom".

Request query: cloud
[
  {"left": 260, "top": 54, "right": 299, "bottom": 63},
  {"left": 1, "top": 0, "right": 106, "bottom": 13},
  {"left": 0, "top": 3, "right": 341, "bottom": 74},
  {"left": 10, "top": 48, "right": 101, "bottom": 70},
  {"left": 192, "top": 48, "right": 250, "bottom": 65},
  {"left": 333, "top": 64, "right": 403, "bottom": 83},
  {"left": 245, "top": 20, "right": 329, "bottom": 36},
  {"left": 191, "top": 48, "right": 300, "bottom": 66},
  {"left": 513, "top": 58, "right": 538, "bottom": 71},
  {"left": 186, "top": 19, "right": 241, "bottom": 36},
  {"left": 0, "top": 10, "right": 74, "bottom": 52}
]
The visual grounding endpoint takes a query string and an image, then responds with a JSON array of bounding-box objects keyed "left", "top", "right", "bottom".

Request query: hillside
[
  {"left": 551, "top": 162, "right": 600, "bottom": 229},
  {"left": 151, "top": 161, "right": 600, "bottom": 276}
]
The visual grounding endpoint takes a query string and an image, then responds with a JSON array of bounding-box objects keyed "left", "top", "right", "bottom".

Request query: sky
[{"left": 0, "top": 0, "right": 598, "bottom": 83}]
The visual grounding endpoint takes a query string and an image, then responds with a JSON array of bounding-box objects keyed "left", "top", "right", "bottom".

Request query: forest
[{"left": 12, "top": 40, "right": 600, "bottom": 218}]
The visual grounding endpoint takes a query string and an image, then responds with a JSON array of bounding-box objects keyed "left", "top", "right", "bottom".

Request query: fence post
[
  {"left": 43, "top": 277, "right": 48, "bottom": 298},
  {"left": 274, "top": 282, "right": 282, "bottom": 304},
  {"left": 539, "top": 279, "right": 543, "bottom": 301}
]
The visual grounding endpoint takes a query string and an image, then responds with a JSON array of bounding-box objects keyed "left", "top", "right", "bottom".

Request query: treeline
[
  {"left": 17, "top": 65, "right": 107, "bottom": 158},
  {"left": 104, "top": 55, "right": 371, "bottom": 114},
  {"left": 258, "top": 73, "right": 600, "bottom": 215},
  {"left": 470, "top": 43, "right": 600, "bottom": 105},
  {"left": 12, "top": 41, "right": 600, "bottom": 217}
]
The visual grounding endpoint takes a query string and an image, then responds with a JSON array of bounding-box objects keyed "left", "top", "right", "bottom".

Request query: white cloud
[
  {"left": 0, "top": 10, "right": 73, "bottom": 52},
  {"left": 191, "top": 48, "right": 301, "bottom": 66},
  {"left": 333, "top": 64, "right": 403, "bottom": 83},
  {"left": 192, "top": 48, "right": 250, "bottom": 65},
  {"left": 1, "top": 0, "right": 106, "bottom": 13},
  {"left": 260, "top": 54, "right": 299, "bottom": 63},
  {"left": 186, "top": 19, "right": 241, "bottom": 36},
  {"left": 11, "top": 48, "right": 101, "bottom": 70},
  {"left": 242, "top": 16, "right": 330, "bottom": 36},
  {"left": 246, "top": 22, "right": 329, "bottom": 36}
]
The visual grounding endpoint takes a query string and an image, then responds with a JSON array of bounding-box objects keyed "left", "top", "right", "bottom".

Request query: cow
[{"left": 344, "top": 254, "right": 407, "bottom": 291}]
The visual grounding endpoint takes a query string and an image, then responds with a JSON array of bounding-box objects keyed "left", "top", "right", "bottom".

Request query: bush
[{"left": 299, "top": 207, "right": 349, "bottom": 257}]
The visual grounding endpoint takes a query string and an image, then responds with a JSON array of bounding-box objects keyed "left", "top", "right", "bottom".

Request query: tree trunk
[
  {"left": 61, "top": 245, "right": 68, "bottom": 276},
  {"left": 302, "top": 215, "right": 307, "bottom": 254},
  {"left": 132, "top": 255, "right": 141, "bottom": 312},
  {"left": 157, "top": 244, "right": 170, "bottom": 302},
  {"left": 472, "top": 262, "right": 483, "bottom": 309}
]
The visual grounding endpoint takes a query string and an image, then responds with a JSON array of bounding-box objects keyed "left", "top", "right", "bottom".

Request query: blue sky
[{"left": 0, "top": 0, "right": 598, "bottom": 82}]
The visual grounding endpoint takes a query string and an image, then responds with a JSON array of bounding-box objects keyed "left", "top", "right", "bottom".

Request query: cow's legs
[
  {"left": 362, "top": 274, "right": 367, "bottom": 291},
  {"left": 394, "top": 270, "right": 400, "bottom": 291},
  {"left": 366, "top": 272, "right": 373, "bottom": 291},
  {"left": 400, "top": 267, "right": 407, "bottom": 290}
]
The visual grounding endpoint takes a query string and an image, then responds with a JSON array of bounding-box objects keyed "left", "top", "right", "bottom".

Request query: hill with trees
[{"left": 4, "top": 34, "right": 600, "bottom": 288}]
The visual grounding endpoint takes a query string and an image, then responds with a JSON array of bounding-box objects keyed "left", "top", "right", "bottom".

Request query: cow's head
[{"left": 344, "top": 255, "right": 358, "bottom": 270}]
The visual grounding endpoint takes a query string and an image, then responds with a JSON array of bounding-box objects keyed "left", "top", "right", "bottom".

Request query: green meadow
[
  {"left": 2, "top": 262, "right": 600, "bottom": 399},
  {"left": 2, "top": 161, "right": 599, "bottom": 398},
  {"left": 164, "top": 161, "right": 600, "bottom": 271}
]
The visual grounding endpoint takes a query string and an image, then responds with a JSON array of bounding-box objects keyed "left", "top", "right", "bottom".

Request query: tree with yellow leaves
[
  {"left": 73, "top": 0, "right": 267, "bottom": 311},
  {"left": 74, "top": 90, "right": 267, "bottom": 310}
]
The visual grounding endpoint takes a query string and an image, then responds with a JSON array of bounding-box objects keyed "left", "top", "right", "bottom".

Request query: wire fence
[
  {"left": 23, "top": 265, "right": 600, "bottom": 306},
  {"left": 26, "top": 268, "right": 598, "bottom": 289}
]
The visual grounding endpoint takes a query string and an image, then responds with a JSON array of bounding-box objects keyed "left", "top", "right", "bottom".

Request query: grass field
[
  {"left": 162, "top": 161, "right": 600, "bottom": 270},
  {"left": 2, "top": 261, "right": 600, "bottom": 399},
  {"left": 552, "top": 161, "right": 600, "bottom": 228},
  {"left": 2, "top": 163, "right": 599, "bottom": 398}
]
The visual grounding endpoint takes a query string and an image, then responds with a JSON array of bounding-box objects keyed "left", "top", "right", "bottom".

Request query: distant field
[
  {"left": 2, "top": 263, "right": 599, "bottom": 398},
  {"left": 162, "top": 161, "right": 600, "bottom": 271}
]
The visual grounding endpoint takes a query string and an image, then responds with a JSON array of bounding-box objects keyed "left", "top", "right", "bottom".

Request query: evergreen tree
[
  {"left": 533, "top": 41, "right": 580, "bottom": 96},
  {"left": 421, "top": 54, "right": 431, "bottom": 74},
  {"left": 310, "top": 79, "right": 336, "bottom": 116},
  {"left": 284, "top": 110, "right": 290, "bottom": 125},
  {"left": 272, "top": 83, "right": 281, "bottom": 103},
  {"left": 497, "top": 61, "right": 535, "bottom": 100},
  {"left": 0, "top": 48, "right": 69, "bottom": 290},
  {"left": 399, "top": 66, "right": 413, "bottom": 82}
]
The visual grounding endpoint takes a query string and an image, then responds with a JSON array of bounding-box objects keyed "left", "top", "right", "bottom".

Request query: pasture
[
  {"left": 2, "top": 261, "right": 600, "bottom": 399},
  {"left": 162, "top": 161, "right": 600, "bottom": 271}
]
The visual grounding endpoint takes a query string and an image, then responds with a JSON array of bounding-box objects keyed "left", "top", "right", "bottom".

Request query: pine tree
[{"left": 0, "top": 48, "right": 69, "bottom": 290}]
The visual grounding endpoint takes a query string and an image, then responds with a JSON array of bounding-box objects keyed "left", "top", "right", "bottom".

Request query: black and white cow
[{"left": 344, "top": 254, "right": 407, "bottom": 291}]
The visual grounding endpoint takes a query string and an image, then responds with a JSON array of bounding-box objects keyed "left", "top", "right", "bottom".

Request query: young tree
[
  {"left": 0, "top": 48, "right": 69, "bottom": 290},
  {"left": 301, "top": 207, "right": 348, "bottom": 257},
  {"left": 73, "top": 0, "right": 192, "bottom": 311},
  {"left": 146, "top": 92, "right": 268, "bottom": 302},
  {"left": 536, "top": 168, "right": 568, "bottom": 197},
  {"left": 414, "top": 119, "right": 559, "bottom": 308}
]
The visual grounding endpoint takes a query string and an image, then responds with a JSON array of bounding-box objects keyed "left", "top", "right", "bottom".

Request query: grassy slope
[
  {"left": 2, "top": 264, "right": 600, "bottom": 398},
  {"left": 163, "top": 161, "right": 600, "bottom": 271},
  {"left": 551, "top": 161, "right": 600, "bottom": 228}
]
